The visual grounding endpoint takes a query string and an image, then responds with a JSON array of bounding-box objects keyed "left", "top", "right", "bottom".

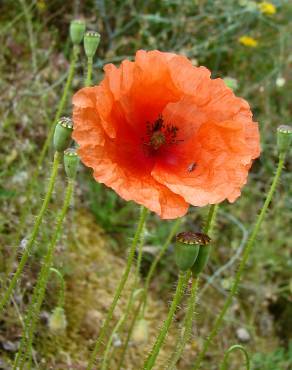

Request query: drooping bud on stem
[
  {"left": 174, "top": 232, "right": 206, "bottom": 271},
  {"left": 64, "top": 148, "right": 79, "bottom": 179},
  {"left": 70, "top": 19, "right": 86, "bottom": 45},
  {"left": 49, "top": 307, "right": 67, "bottom": 334},
  {"left": 277, "top": 125, "right": 292, "bottom": 155},
  {"left": 53, "top": 117, "right": 73, "bottom": 152},
  {"left": 132, "top": 318, "right": 149, "bottom": 344},
  {"left": 84, "top": 31, "right": 101, "bottom": 59}
]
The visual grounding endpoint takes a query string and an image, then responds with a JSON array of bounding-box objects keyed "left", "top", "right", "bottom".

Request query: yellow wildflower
[
  {"left": 238, "top": 36, "right": 258, "bottom": 47},
  {"left": 258, "top": 1, "right": 276, "bottom": 15},
  {"left": 36, "top": 0, "right": 46, "bottom": 11}
]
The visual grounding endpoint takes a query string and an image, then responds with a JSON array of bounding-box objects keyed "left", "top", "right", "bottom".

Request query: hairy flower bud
[
  {"left": 174, "top": 232, "right": 209, "bottom": 271},
  {"left": 132, "top": 318, "right": 149, "bottom": 344},
  {"left": 53, "top": 117, "right": 73, "bottom": 152},
  {"left": 49, "top": 307, "right": 67, "bottom": 334},
  {"left": 84, "top": 31, "right": 101, "bottom": 59},
  {"left": 70, "top": 19, "right": 86, "bottom": 45},
  {"left": 277, "top": 125, "right": 292, "bottom": 155},
  {"left": 64, "top": 148, "right": 79, "bottom": 179}
]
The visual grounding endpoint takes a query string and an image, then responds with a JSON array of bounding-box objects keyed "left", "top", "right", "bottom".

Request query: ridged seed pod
[
  {"left": 53, "top": 117, "right": 73, "bottom": 152},
  {"left": 174, "top": 232, "right": 208, "bottom": 271},
  {"left": 64, "top": 148, "right": 79, "bottom": 179},
  {"left": 70, "top": 19, "right": 86, "bottom": 45},
  {"left": 84, "top": 31, "right": 101, "bottom": 59},
  {"left": 277, "top": 125, "right": 292, "bottom": 155}
]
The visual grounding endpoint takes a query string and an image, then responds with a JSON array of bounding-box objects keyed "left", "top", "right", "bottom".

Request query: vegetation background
[{"left": 0, "top": 0, "right": 291, "bottom": 369}]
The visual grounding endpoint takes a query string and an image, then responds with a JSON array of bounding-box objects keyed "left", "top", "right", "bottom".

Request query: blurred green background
[{"left": 0, "top": 0, "right": 291, "bottom": 369}]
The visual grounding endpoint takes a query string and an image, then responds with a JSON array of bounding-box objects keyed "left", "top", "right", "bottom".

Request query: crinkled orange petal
[{"left": 72, "top": 50, "right": 260, "bottom": 219}]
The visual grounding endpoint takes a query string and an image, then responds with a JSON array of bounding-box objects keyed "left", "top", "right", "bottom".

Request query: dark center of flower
[
  {"left": 150, "top": 131, "right": 166, "bottom": 150},
  {"left": 143, "top": 114, "right": 181, "bottom": 153}
]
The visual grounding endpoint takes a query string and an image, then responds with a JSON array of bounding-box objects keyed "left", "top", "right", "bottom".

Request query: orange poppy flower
[{"left": 72, "top": 50, "right": 260, "bottom": 219}]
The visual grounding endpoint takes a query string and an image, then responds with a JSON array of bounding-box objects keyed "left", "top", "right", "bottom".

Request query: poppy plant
[{"left": 72, "top": 50, "right": 260, "bottom": 219}]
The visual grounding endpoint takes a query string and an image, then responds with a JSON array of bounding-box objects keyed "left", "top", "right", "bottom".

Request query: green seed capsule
[
  {"left": 174, "top": 232, "right": 207, "bottom": 271},
  {"left": 64, "top": 148, "right": 79, "bottom": 179},
  {"left": 70, "top": 19, "right": 86, "bottom": 45},
  {"left": 53, "top": 117, "right": 73, "bottom": 152},
  {"left": 277, "top": 125, "right": 292, "bottom": 155},
  {"left": 191, "top": 244, "right": 211, "bottom": 277},
  {"left": 84, "top": 31, "right": 101, "bottom": 59}
]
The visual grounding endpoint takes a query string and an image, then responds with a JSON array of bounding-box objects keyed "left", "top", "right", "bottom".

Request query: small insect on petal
[{"left": 187, "top": 162, "right": 197, "bottom": 172}]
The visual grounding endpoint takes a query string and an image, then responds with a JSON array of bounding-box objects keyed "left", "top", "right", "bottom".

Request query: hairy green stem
[
  {"left": 116, "top": 218, "right": 182, "bottom": 370},
  {"left": 86, "top": 206, "right": 149, "bottom": 370},
  {"left": 101, "top": 214, "right": 147, "bottom": 364},
  {"left": 219, "top": 344, "right": 250, "bottom": 370},
  {"left": 14, "top": 179, "right": 75, "bottom": 369},
  {"left": 0, "top": 152, "right": 61, "bottom": 314},
  {"left": 85, "top": 56, "right": 93, "bottom": 87},
  {"left": 143, "top": 272, "right": 188, "bottom": 370},
  {"left": 102, "top": 290, "right": 144, "bottom": 370},
  {"left": 16, "top": 45, "right": 79, "bottom": 240},
  {"left": 142, "top": 218, "right": 182, "bottom": 315},
  {"left": 101, "top": 318, "right": 124, "bottom": 370},
  {"left": 167, "top": 278, "right": 199, "bottom": 370},
  {"left": 167, "top": 204, "right": 218, "bottom": 369},
  {"left": 192, "top": 153, "right": 286, "bottom": 370}
]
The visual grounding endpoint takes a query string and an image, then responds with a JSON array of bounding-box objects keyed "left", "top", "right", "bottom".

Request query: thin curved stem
[
  {"left": 101, "top": 318, "right": 124, "bottom": 370},
  {"left": 117, "top": 296, "right": 144, "bottom": 370},
  {"left": 36, "top": 45, "right": 79, "bottom": 172},
  {"left": 219, "top": 344, "right": 250, "bottom": 370},
  {"left": 86, "top": 206, "right": 149, "bottom": 370},
  {"left": 19, "top": 0, "right": 37, "bottom": 74},
  {"left": 192, "top": 153, "right": 286, "bottom": 370},
  {"left": 0, "top": 151, "right": 61, "bottom": 314},
  {"left": 167, "top": 204, "right": 218, "bottom": 369},
  {"left": 102, "top": 290, "right": 144, "bottom": 370},
  {"left": 14, "top": 179, "right": 75, "bottom": 369},
  {"left": 16, "top": 45, "right": 79, "bottom": 241},
  {"left": 49, "top": 267, "right": 66, "bottom": 308},
  {"left": 143, "top": 271, "right": 188, "bottom": 370}
]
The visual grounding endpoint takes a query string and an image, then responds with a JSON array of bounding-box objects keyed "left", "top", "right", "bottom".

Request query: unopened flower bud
[
  {"left": 174, "top": 232, "right": 208, "bottom": 271},
  {"left": 84, "top": 31, "right": 100, "bottom": 59},
  {"left": 53, "top": 117, "right": 73, "bottom": 152},
  {"left": 70, "top": 19, "right": 86, "bottom": 45},
  {"left": 277, "top": 125, "right": 292, "bottom": 155},
  {"left": 132, "top": 318, "right": 149, "bottom": 344},
  {"left": 49, "top": 307, "right": 67, "bottom": 334},
  {"left": 64, "top": 148, "right": 79, "bottom": 179}
]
